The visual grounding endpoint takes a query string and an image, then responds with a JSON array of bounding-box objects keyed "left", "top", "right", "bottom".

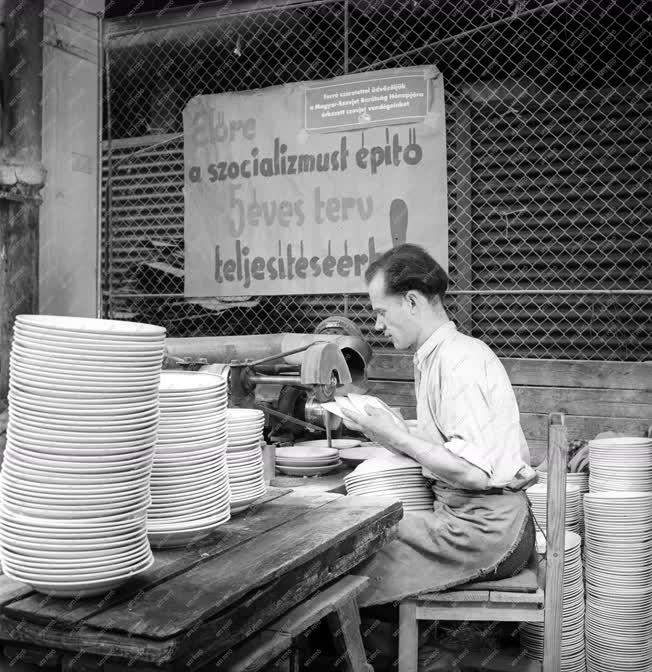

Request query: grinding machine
[{"left": 162, "top": 316, "right": 372, "bottom": 444}]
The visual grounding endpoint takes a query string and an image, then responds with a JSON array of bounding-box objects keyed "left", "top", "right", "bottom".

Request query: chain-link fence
[{"left": 102, "top": 0, "right": 651, "bottom": 360}]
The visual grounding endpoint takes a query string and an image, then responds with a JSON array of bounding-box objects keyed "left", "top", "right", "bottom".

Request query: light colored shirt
[{"left": 413, "top": 321, "right": 536, "bottom": 490}]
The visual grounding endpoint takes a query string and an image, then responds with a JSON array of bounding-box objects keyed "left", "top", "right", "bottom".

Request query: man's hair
[{"left": 365, "top": 243, "right": 448, "bottom": 301}]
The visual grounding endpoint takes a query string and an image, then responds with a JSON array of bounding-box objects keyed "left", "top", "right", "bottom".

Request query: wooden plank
[
  {"left": 489, "top": 588, "right": 544, "bottom": 605},
  {"left": 542, "top": 424, "right": 567, "bottom": 672},
  {"left": 326, "top": 596, "right": 373, "bottom": 672},
  {"left": 167, "top": 517, "right": 397, "bottom": 672},
  {"left": 267, "top": 574, "right": 369, "bottom": 638},
  {"left": 417, "top": 590, "right": 490, "bottom": 602},
  {"left": 503, "top": 359, "right": 651, "bottom": 390},
  {"left": 85, "top": 497, "right": 403, "bottom": 640},
  {"left": 368, "top": 381, "right": 652, "bottom": 419},
  {"left": 520, "top": 413, "right": 650, "bottom": 444},
  {"left": 4, "top": 488, "right": 332, "bottom": 628},
  {"left": 415, "top": 603, "right": 544, "bottom": 622},
  {"left": 1, "top": 508, "right": 400, "bottom": 669},
  {"left": 398, "top": 602, "right": 419, "bottom": 672},
  {"left": 368, "top": 353, "right": 652, "bottom": 391},
  {"left": 219, "top": 575, "right": 370, "bottom": 672},
  {"left": 0, "top": 574, "right": 33, "bottom": 607}
]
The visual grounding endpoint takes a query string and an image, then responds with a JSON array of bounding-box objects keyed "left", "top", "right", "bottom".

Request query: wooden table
[{"left": 0, "top": 488, "right": 402, "bottom": 672}]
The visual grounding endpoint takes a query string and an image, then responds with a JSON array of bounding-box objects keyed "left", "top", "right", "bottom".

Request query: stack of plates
[
  {"left": 536, "top": 471, "right": 589, "bottom": 535},
  {"left": 275, "top": 446, "right": 342, "bottom": 476},
  {"left": 0, "top": 314, "right": 165, "bottom": 596},
  {"left": 583, "top": 492, "right": 652, "bottom": 671},
  {"left": 148, "top": 371, "right": 230, "bottom": 548},
  {"left": 344, "top": 455, "right": 434, "bottom": 511},
  {"left": 588, "top": 437, "right": 652, "bottom": 492},
  {"left": 526, "top": 483, "right": 582, "bottom": 534},
  {"left": 521, "top": 531, "right": 586, "bottom": 671},
  {"left": 226, "top": 409, "right": 266, "bottom": 513}
]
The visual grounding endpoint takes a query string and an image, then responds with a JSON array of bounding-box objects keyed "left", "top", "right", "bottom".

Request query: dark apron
[{"left": 356, "top": 482, "right": 533, "bottom": 607}]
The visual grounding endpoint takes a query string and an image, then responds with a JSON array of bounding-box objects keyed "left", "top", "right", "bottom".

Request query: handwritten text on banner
[{"left": 183, "top": 66, "right": 448, "bottom": 297}]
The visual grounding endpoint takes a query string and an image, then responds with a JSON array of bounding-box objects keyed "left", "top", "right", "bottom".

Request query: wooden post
[
  {"left": 5, "top": 0, "right": 43, "bottom": 161},
  {"left": 451, "top": 99, "right": 474, "bottom": 334},
  {"left": 542, "top": 416, "right": 568, "bottom": 672},
  {"left": 0, "top": 0, "right": 44, "bottom": 404}
]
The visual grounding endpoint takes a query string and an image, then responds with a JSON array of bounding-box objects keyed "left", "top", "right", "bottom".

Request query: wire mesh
[{"left": 102, "top": 0, "right": 651, "bottom": 360}]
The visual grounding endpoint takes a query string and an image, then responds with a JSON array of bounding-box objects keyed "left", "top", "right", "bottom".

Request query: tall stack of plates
[
  {"left": 225, "top": 409, "right": 266, "bottom": 513},
  {"left": 521, "top": 531, "right": 586, "bottom": 672},
  {"left": 526, "top": 483, "right": 582, "bottom": 534},
  {"left": 344, "top": 455, "right": 434, "bottom": 511},
  {"left": 0, "top": 314, "right": 165, "bottom": 596},
  {"left": 588, "top": 437, "right": 652, "bottom": 492},
  {"left": 275, "top": 446, "right": 342, "bottom": 476},
  {"left": 148, "top": 371, "right": 230, "bottom": 548},
  {"left": 583, "top": 492, "right": 652, "bottom": 672},
  {"left": 536, "top": 471, "right": 589, "bottom": 535}
]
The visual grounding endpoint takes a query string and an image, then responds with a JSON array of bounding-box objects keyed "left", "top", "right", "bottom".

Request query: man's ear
[{"left": 404, "top": 290, "right": 419, "bottom": 310}]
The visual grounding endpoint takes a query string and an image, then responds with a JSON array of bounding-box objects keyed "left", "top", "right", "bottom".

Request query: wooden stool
[
  {"left": 397, "top": 420, "right": 569, "bottom": 672},
  {"left": 221, "top": 574, "right": 373, "bottom": 672}
]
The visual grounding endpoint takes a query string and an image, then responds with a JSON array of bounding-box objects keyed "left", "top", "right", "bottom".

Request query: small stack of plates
[
  {"left": 275, "top": 446, "right": 342, "bottom": 476},
  {"left": 1, "top": 314, "right": 165, "bottom": 596},
  {"left": 583, "top": 492, "right": 652, "bottom": 671},
  {"left": 526, "top": 483, "right": 582, "bottom": 534},
  {"left": 536, "top": 471, "right": 589, "bottom": 536},
  {"left": 148, "top": 371, "right": 230, "bottom": 548},
  {"left": 521, "top": 531, "right": 586, "bottom": 671},
  {"left": 344, "top": 455, "right": 434, "bottom": 511},
  {"left": 588, "top": 437, "right": 652, "bottom": 492},
  {"left": 226, "top": 409, "right": 266, "bottom": 513}
]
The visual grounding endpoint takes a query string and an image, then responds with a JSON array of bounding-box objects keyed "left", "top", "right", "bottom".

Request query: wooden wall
[{"left": 367, "top": 353, "right": 652, "bottom": 466}]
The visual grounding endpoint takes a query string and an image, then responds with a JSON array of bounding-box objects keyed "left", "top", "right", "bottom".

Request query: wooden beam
[
  {"left": 368, "top": 352, "right": 652, "bottom": 391},
  {"left": 451, "top": 99, "right": 474, "bottom": 335},
  {"left": 542, "top": 422, "right": 567, "bottom": 672},
  {"left": 5, "top": 0, "right": 43, "bottom": 159},
  {"left": 367, "top": 380, "right": 652, "bottom": 420}
]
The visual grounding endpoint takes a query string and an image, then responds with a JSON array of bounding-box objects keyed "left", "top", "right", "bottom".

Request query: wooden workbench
[{"left": 0, "top": 488, "right": 402, "bottom": 671}]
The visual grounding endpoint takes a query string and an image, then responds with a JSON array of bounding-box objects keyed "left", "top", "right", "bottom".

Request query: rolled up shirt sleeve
[{"left": 430, "top": 355, "right": 514, "bottom": 479}]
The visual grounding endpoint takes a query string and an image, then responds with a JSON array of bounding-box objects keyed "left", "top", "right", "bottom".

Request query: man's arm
[{"left": 340, "top": 407, "right": 490, "bottom": 490}]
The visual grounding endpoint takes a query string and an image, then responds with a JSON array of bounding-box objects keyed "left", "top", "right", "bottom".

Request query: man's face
[{"left": 368, "top": 272, "right": 417, "bottom": 350}]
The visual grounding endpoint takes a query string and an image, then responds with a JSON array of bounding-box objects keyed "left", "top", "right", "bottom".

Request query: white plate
[
  {"left": 159, "top": 370, "right": 226, "bottom": 391},
  {"left": 16, "top": 314, "right": 165, "bottom": 336},
  {"left": 339, "top": 445, "right": 396, "bottom": 464},
  {"left": 294, "top": 439, "right": 362, "bottom": 450},
  {"left": 276, "top": 462, "right": 342, "bottom": 476},
  {"left": 277, "top": 446, "right": 339, "bottom": 459}
]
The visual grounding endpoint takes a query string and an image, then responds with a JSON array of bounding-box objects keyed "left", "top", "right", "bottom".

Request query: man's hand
[{"left": 340, "top": 405, "right": 407, "bottom": 456}]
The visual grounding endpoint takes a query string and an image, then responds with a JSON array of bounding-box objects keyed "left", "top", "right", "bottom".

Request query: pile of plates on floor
[
  {"left": 588, "top": 437, "right": 652, "bottom": 492},
  {"left": 226, "top": 409, "right": 266, "bottom": 513},
  {"left": 148, "top": 371, "right": 230, "bottom": 548},
  {"left": 0, "top": 314, "right": 165, "bottom": 596},
  {"left": 583, "top": 491, "right": 652, "bottom": 671},
  {"left": 276, "top": 445, "right": 342, "bottom": 476},
  {"left": 536, "top": 471, "right": 589, "bottom": 535},
  {"left": 344, "top": 455, "right": 434, "bottom": 511},
  {"left": 521, "top": 531, "right": 586, "bottom": 672},
  {"left": 526, "top": 483, "right": 582, "bottom": 534}
]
